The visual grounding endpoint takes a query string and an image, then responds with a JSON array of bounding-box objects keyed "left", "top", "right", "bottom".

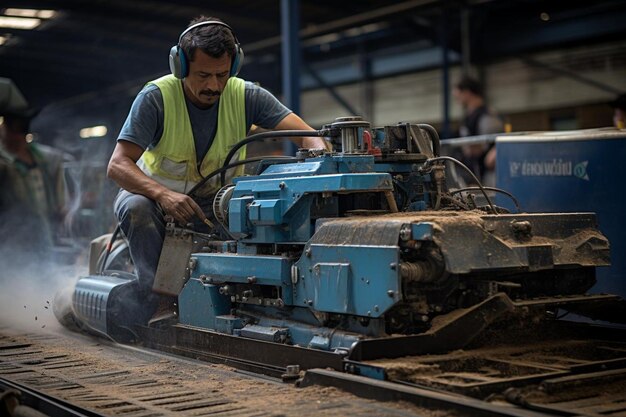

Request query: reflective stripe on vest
[{"left": 138, "top": 74, "right": 246, "bottom": 195}]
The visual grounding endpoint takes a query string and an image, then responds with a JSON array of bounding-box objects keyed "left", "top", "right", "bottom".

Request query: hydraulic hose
[
  {"left": 98, "top": 224, "right": 121, "bottom": 275},
  {"left": 450, "top": 186, "right": 522, "bottom": 212},
  {"left": 220, "top": 129, "right": 330, "bottom": 186},
  {"left": 423, "top": 156, "right": 498, "bottom": 214},
  {"left": 417, "top": 124, "right": 441, "bottom": 157},
  {"left": 189, "top": 155, "right": 298, "bottom": 196}
]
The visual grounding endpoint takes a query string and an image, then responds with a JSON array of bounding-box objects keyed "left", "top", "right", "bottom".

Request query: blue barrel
[{"left": 495, "top": 128, "right": 626, "bottom": 297}]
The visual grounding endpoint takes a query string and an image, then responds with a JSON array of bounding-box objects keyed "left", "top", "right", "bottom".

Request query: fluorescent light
[
  {"left": 0, "top": 16, "right": 41, "bottom": 30},
  {"left": 5, "top": 8, "right": 39, "bottom": 17},
  {"left": 38, "top": 10, "right": 56, "bottom": 19},
  {"left": 4, "top": 8, "right": 57, "bottom": 19},
  {"left": 80, "top": 125, "right": 108, "bottom": 138}
]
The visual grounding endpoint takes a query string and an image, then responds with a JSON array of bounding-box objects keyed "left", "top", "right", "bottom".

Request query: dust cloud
[
  {"left": 0, "top": 206, "right": 89, "bottom": 334},
  {"left": 0, "top": 109, "right": 119, "bottom": 336},
  {"left": 0, "top": 247, "right": 86, "bottom": 333}
]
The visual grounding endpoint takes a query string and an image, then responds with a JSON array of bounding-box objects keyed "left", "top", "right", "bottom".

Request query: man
[
  {"left": 452, "top": 76, "right": 504, "bottom": 186},
  {"left": 0, "top": 110, "right": 67, "bottom": 260},
  {"left": 107, "top": 16, "right": 326, "bottom": 321},
  {"left": 610, "top": 93, "right": 626, "bottom": 129}
]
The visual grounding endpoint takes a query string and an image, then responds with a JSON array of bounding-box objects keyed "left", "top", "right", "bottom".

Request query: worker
[
  {"left": 610, "top": 93, "right": 626, "bottom": 129},
  {"left": 107, "top": 16, "right": 327, "bottom": 323},
  {"left": 452, "top": 76, "right": 504, "bottom": 186},
  {"left": 0, "top": 110, "right": 67, "bottom": 260}
]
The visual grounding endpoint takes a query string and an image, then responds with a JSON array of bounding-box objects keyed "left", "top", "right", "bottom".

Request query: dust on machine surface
[{"left": 55, "top": 118, "right": 626, "bottom": 416}]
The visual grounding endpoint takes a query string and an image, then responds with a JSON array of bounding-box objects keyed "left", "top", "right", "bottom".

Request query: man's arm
[
  {"left": 244, "top": 83, "right": 328, "bottom": 151},
  {"left": 478, "top": 113, "right": 504, "bottom": 135},
  {"left": 107, "top": 140, "right": 206, "bottom": 224},
  {"left": 274, "top": 113, "right": 329, "bottom": 150}
]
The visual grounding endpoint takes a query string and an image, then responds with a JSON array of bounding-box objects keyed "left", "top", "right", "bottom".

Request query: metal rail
[
  {"left": 0, "top": 377, "right": 104, "bottom": 417},
  {"left": 138, "top": 324, "right": 345, "bottom": 378},
  {"left": 440, "top": 131, "right": 539, "bottom": 147},
  {"left": 0, "top": 329, "right": 428, "bottom": 417},
  {"left": 299, "top": 369, "right": 547, "bottom": 417}
]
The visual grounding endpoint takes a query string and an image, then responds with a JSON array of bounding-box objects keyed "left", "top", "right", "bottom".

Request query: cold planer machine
[{"left": 58, "top": 117, "right": 621, "bottom": 369}]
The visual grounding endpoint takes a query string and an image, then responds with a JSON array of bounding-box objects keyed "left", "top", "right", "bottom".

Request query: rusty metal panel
[{"left": 152, "top": 227, "right": 194, "bottom": 296}]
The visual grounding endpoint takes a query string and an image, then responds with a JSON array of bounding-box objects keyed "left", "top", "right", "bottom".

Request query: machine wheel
[
  {"left": 95, "top": 235, "right": 134, "bottom": 275},
  {"left": 213, "top": 184, "right": 235, "bottom": 229}
]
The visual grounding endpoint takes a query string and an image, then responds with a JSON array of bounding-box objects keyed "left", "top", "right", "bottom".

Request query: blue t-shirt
[{"left": 118, "top": 80, "right": 292, "bottom": 161}]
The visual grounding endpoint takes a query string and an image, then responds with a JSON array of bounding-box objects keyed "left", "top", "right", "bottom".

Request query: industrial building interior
[{"left": 0, "top": 1, "right": 625, "bottom": 416}]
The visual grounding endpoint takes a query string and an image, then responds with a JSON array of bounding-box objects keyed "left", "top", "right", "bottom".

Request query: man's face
[{"left": 183, "top": 50, "right": 232, "bottom": 108}]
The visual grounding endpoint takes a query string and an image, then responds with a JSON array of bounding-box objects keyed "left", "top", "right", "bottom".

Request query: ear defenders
[{"left": 169, "top": 20, "right": 244, "bottom": 79}]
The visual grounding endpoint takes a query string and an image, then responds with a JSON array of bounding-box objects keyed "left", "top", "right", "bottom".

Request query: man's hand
[
  {"left": 302, "top": 136, "right": 329, "bottom": 151},
  {"left": 156, "top": 189, "right": 206, "bottom": 225},
  {"left": 108, "top": 141, "right": 210, "bottom": 225}
]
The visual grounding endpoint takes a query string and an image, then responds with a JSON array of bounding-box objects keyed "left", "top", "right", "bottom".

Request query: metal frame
[{"left": 0, "top": 377, "right": 104, "bottom": 417}]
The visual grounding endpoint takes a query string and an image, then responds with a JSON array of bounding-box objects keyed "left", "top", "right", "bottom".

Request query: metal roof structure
[{"left": 1, "top": 0, "right": 625, "bottom": 111}]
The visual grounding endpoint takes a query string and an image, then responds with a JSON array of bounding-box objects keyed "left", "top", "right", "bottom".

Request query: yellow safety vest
[{"left": 138, "top": 74, "right": 246, "bottom": 196}]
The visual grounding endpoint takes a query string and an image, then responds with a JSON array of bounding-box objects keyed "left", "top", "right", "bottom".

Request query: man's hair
[
  {"left": 455, "top": 76, "right": 484, "bottom": 98},
  {"left": 179, "top": 16, "right": 237, "bottom": 62}
]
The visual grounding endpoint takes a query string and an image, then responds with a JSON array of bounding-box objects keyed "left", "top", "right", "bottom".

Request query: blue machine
[{"left": 64, "top": 118, "right": 614, "bottom": 353}]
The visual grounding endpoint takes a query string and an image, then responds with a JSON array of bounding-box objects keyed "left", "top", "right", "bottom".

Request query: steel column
[
  {"left": 461, "top": 6, "right": 471, "bottom": 76},
  {"left": 440, "top": 4, "right": 451, "bottom": 138},
  {"left": 281, "top": 0, "right": 300, "bottom": 155}
]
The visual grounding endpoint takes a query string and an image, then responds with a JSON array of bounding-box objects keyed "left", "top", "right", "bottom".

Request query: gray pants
[
  {"left": 114, "top": 190, "right": 165, "bottom": 309},
  {"left": 113, "top": 189, "right": 214, "bottom": 297}
]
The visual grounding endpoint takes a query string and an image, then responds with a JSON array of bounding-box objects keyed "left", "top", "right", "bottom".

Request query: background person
[
  {"left": 452, "top": 76, "right": 504, "bottom": 186},
  {"left": 0, "top": 110, "right": 68, "bottom": 261}
]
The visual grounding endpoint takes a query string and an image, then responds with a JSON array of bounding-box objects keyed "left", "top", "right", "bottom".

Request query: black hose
[
  {"left": 417, "top": 124, "right": 441, "bottom": 157},
  {"left": 188, "top": 155, "right": 298, "bottom": 197},
  {"left": 98, "top": 224, "right": 121, "bottom": 275},
  {"left": 450, "top": 186, "right": 522, "bottom": 212},
  {"left": 220, "top": 129, "right": 328, "bottom": 186},
  {"left": 423, "top": 156, "right": 497, "bottom": 214}
]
